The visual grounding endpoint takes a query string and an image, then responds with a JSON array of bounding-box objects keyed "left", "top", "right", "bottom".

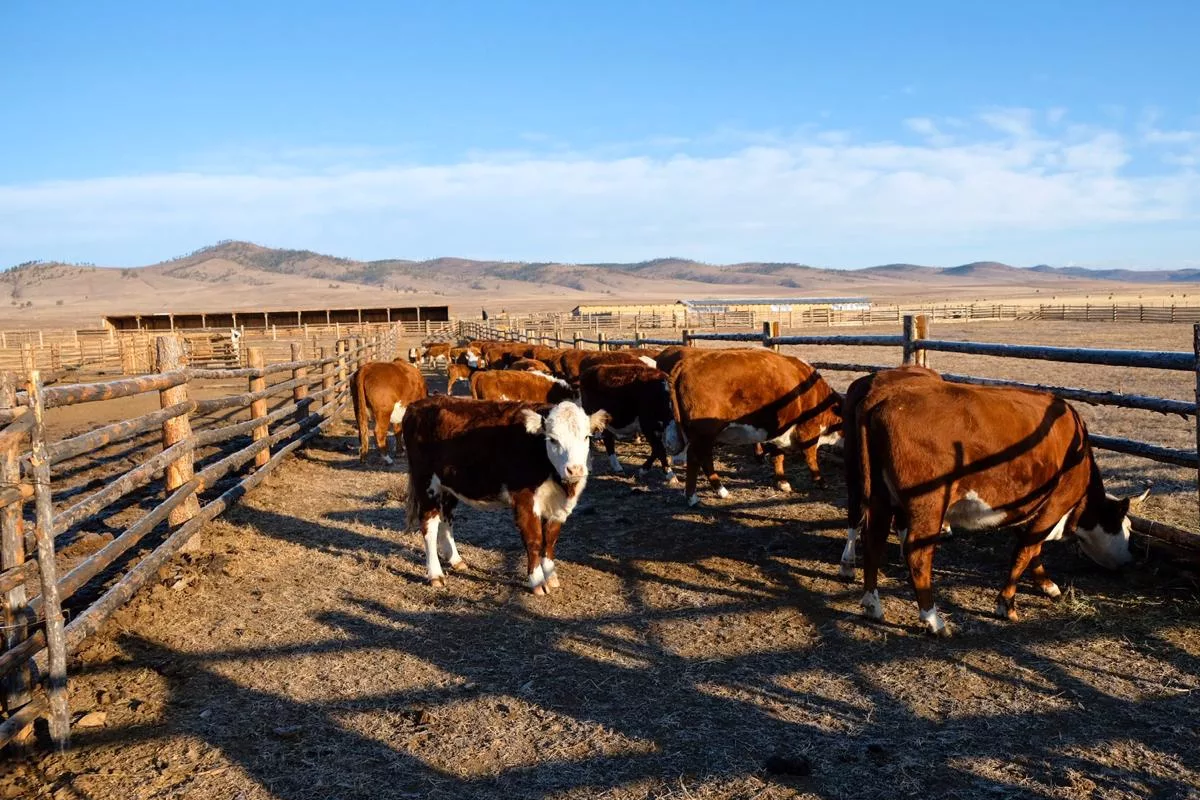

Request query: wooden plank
[
  {"left": 41, "top": 401, "right": 194, "bottom": 466},
  {"left": 771, "top": 334, "right": 906, "bottom": 347},
  {"left": 1130, "top": 514, "right": 1200, "bottom": 551},
  {"left": 38, "top": 370, "right": 188, "bottom": 408},
  {"left": 27, "top": 372, "right": 70, "bottom": 747},
  {"left": 0, "top": 373, "right": 31, "bottom": 719},
  {"left": 940, "top": 373, "right": 1194, "bottom": 416},
  {"left": 919, "top": 338, "right": 1192, "bottom": 371},
  {"left": 1087, "top": 434, "right": 1197, "bottom": 468}
]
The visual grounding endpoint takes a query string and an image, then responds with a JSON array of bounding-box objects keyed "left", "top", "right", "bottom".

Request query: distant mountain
[{"left": 1027, "top": 265, "right": 1200, "bottom": 283}]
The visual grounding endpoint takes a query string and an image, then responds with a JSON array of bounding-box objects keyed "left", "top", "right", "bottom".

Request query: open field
[{"left": 3, "top": 343, "right": 1199, "bottom": 800}]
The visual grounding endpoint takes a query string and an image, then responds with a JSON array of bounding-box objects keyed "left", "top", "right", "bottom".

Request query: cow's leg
[
  {"left": 701, "top": 443, "right": 727, "bottom": 500},
  {"left": 542, "top": 519, "right": 563, "bottom": 589},
  {"left": 391, "top": 423, "right": 404, "bottom": 457},
  {"left": 753, "top": 442, "right": 765, "bottom": 463},
  {"left": 903, "top": 513, "right": 949, "bottom": 636},
  {"left": 514, "top": 495, "right": 548, "bottom": 594},
  {"left": 1029, "top": 553, "right": 1061, "bottom": 600},
  {"left": 603, "top": 430, "right": 622, "bottom": 474},
  {"left": 421, "top": 509, "right": 446, "bottom": 587},
  {"left": 839, "top": 523, "right": 859, "bottom": 581},
  {"left": 801, "top": 444, "right": 825, "bottom": 488},
  {"left": 684, "top": 440, "right": 702, "bottom": 506},
  {"left": 771, "top": 451, "right": 791, "bottom": 492},
  {"left": 860, "top": 490, "right": 892, "bottom": 622},
  {"left": 437, "top": 497, "right": 466, "bottom": 572},
  {"left": 374, "top": 413, "right": 393, "bottom": 465},
  {"left": 996, "top": 537, "right": 1045, "bottom": 622}
]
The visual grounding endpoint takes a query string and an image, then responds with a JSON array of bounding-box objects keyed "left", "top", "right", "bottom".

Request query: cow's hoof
[
  {"left": 546, "top": 574, "right": 561, "bottom": 589},
  {"left": 920, "top": 607, "right": 951, "bottom": 637},
  {"left": 383, "top": 456, "right": 394, "bottom": 466},
  {"left": 451, "top": 559, "right": 469, "bottom": 572},
  {"left": 838, "top": 560, "right": 856, "bottom": 581},
  {"left": 1041, "top": 582, "right": 1062, "bottom": 599},
  {"left": 666, "top": 475, "right": 681, "bottom": 488},
  {"left": 776, "top": 481, "right": 793, "bottom": 493},
  {"left": 531, "top": 583, "right": 547, "bottom": 596},
  {"left": 687, "top": 494, "right": 700, "bottom": 507},
  {"left": 994, "top": 598, "right": 1019, "bottom": 622},
  {"left": 429, "top": 576, "right": 446, "bottom": 588},
  {"left": 860, "top": 590, "right": 884, "bottom": 621},
  {"left": 716, "top": 486, "right": 730, "bottom": 499}
]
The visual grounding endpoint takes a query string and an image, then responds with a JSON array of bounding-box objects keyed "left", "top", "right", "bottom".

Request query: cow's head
[
  {"left": 1075, "top": 488, "right": 1147, "bottom": 568},
  {"left": 521, "top": 402, "right": 609, "bottom": 485},
  {"left": 464, "top": 348, "right": 480, "bottom": 368}
]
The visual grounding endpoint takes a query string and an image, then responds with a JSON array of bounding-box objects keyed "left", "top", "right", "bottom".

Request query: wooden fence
[
  {"left": 0, "top": 325, "right": 402, "bottom": 749},
  {"left": 460, "top": 317, "right": 1200, "bottom": 554}
]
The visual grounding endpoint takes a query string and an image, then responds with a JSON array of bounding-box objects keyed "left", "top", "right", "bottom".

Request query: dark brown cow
[
  {"left": 838, "top": 365, "right": 942, "bottom": 579},
  {"left": 508, "top": 357, "right": 552, "bottom": 373},
  {"left": 578, "top": 364, "right": 674, "bottom": 477},
  {"left": 665, "top": 349, "right": 842, "bottom": 506},
  {"left": 523, "top": 345, "right": 563, "bottom": 364},
  {"left": 652, "top": 345, "right": 694, "bottom": 377},
  {"left": 481, "top": 342, "right": 528, "bottom": 369},
  {"left": 402, "top": 396, "right": 608, "bottom": 593},
  {"left": 470, "top": 370, "right": 577, "bottom": 403},
  {"left": 859, "top": 381, "right": 1145, "bottom": 636},
  {"left": 351, "top": 360, "right": 428, "bottom": 463}
]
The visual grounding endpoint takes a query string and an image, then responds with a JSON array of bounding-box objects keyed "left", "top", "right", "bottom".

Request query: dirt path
[{"left": 4, "top": 382, "right": 1200, "bottom": 799}]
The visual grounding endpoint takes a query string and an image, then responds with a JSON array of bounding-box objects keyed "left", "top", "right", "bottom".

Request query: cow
[
  {"left": 402, "top": 396, "right": 609, "bottom": 593},
  {"left": 481, "top": 342, "right": 528, "bottom": 370},
  {"left": 664, "top": 349, "right": 842, "bottom": 506},
  {"left": 508, "top": 357, "right": 552, "bottom": 373},
  {"left": 446, "top": 362, "right": 474, "bottom": 393},
  {"left": 351, "top": 360, "right": 428, "bottom": 464},
  {"left": 838, "top": 365, "right": 943, "bottom": 579},
  {"left": 470, "top": 369, "right": 577, "bottom": 404},
  {"left": 421, "top": 342, "right": 453, "bottom": 364},
  {"left": 858, "top": 381, "right": 1146, "bottom": 636},
  {"left": 523, "top": 344, "right": 563, "bottom": 365},
  {"left": 652, "top": 345, "right": 694, "bottom": 377},
  {"left": 449, "top": 346, "right": 482, "bottom": 369},
  {"left": 407, "top": 347, "right": 420, "bottom": 364},
  {"left": 578, "top": 364, "right": 675, "bottom": 478}
]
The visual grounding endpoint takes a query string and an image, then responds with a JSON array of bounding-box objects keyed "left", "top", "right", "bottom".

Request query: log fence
[
  {"left": 459, "top": 317, "right": 1200, "bottom": 553},
  {"left": 0, "top": 325, "right": 401, "bottom": 750}
]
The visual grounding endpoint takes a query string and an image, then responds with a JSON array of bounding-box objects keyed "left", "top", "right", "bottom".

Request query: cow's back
[
  {"left": 579, "top": 364, "right": 667, "bottom": 418},
  {"left": 472, "top": 370, "right": 572, "bottom": 403},
  {"left": 360, "top": 361, "right": 427, "bottom": 405}
]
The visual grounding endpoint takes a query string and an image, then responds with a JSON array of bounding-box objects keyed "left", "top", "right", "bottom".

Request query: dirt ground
[{"left": 4, "top": 348, "right": 1200, "bottom": 800}]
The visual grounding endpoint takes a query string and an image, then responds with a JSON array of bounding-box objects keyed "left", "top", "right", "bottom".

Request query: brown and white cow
[
  {"left": 470, "top": 369, "right": 577, "bottom": 404},
  {"left": 508, "top": 357, "right": 552, "bottom": 373},
  {"left": 859, "top": 381, "right": 1145, "bottom": 636},
  {"left": 449, "top": 346, "right": 482, "bottom": 369},
  {"left": 578, "top": 364, "right": 675, "bottom": 478},
  {"left": 580, "top": 350, "right": 656, "bottom": 374},
  {"left": 838, "top": 365, "right": 943, "bottom": 579},
  {"left": 351, "top": 360, "right": 428, "bottom": 463},
  {"left": 446, "top": 362, "right": 474, "bottom": 393},
  {"left": 481, "top": 342, "right": 528, "bottom": 370},
  {"left": 421, "top": 342, "right": 453, "bottom": 364},
  {"left": 664, "top": 349, "right": 842, "bottom": 506},
  {"left": 402, "top": 396, "right": 609, "bottom": 593}
]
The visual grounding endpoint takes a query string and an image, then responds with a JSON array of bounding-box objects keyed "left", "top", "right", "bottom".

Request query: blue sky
[{"left": 2, "top": 1, "right": 1199, "bottom": 268}]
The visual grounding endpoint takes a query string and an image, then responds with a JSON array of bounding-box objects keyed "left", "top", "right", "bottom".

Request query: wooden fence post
[
  {"left": 320, "top": 347, "right": 334, "bottom": 416},
  {"left": 915, "top": 314, "right": 929, "bottom": 367},
  {"left": 336, "top": 340, "right": 348, "bottom": 393},
  {"left": 20, "top": 344, "right": 33, "bottom": 378},
  {"left": 573, "top": 332, "right": 583, "bottom": 350},
  {"left": 292, "top": 342, "right": 309, "bottom": 425},
  {"left": 28, "top": 371, "right": 70, "bottom": 748},
  {"left": 156, "top": 336, "right": 200, "bottom": 534},
  {"left": 902, "top": 315, "right": 917, "bottom": 365},
  {"left": 682, "top": 329, "right": 692, "bottom": 347},
  {"left": 597, "top": 332, "right": 606, "bottom": 351},
  {"left": 248, "top": 348, "right": 270, "bottom": 468},
  {"left": 0, "top": 373, "right": 31, "bottom": 730}
]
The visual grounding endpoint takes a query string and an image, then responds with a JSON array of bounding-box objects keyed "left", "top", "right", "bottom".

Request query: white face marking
[
  {"left": 607, "top": 453, "right": 623, "bottom": 473},
  {"left": 540, "top": 402, "right": 596, "bottom": 484},
  {"left": 1042, "top": 512, "right": 1071, "bottom": 542},
  {"left": 423, "top": 515, "right": 444, "bottom": 581},
  {"left": 1076, "top": 517, "right": 1133, "bottom": 569},
  {"left": 717, "top": 423, "right": 770, "bottom": 445},
  {"left": 664, "top": 420, "right": 687, "bottom": 455},
  {"left": 861, "top": 590, "right": 883, "bottom": 620},
  {"left": 389, "top": 402, "right": 406, "bottom": 425},
  {"left": 944, "top": 490, "right": 1008, "bottom": 530},
  {"left": 919, "top": 605, "right": 948, "bottom": 635}
]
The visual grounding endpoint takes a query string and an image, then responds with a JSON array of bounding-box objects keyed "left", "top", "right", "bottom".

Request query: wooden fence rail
[
  {"left": 0, "top": 323, "right": 403, "bottom": 749},
  {"left": 459, "top": 317, "right": 1200, "bottom": 554}
]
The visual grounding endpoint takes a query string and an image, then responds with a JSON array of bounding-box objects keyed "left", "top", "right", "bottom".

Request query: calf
[
  {"left": 421, "top": 342, "right": 453, "bottom": 364},
  {"left": 446, "top": 362, "right": 474, "bottom": 393},
  {"left": 470, "top": 369, "right": 577, "bottom": 403},
  {"left": 351, "top": 360, "right": 428, "bottom": 463},
  {"left": 665, "top": 349, "right": 842, "bottom": 505},
  {"left": 579, "top": 364, "right": 674, "bottom": 477},
  {"left": 838, "top": 365, "right": 942, "bottom": 579},
  {"left": 859, "top": 381, "right": 1144, "bottom": 636},
  {"left": 402, "top": 396, "right": 609, "bottom": 593},
  {"left": 509, "top": 357, "right": 552, "bottom": 373}
]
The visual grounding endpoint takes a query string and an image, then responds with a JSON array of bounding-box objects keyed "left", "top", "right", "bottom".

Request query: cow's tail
[
  {"left": 352, "top": 367, "right": 370, "bottom": 461},
  {"left": 663, "top": 362, "right": 687, "bottom": 457},
  {"left": 403, "top": 473, "right": 419, "bottom": 532}
]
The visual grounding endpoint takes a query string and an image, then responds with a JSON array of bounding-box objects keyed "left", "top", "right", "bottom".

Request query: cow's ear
[
  {"left": 520, "top": 409, "right": 545, "bottom": 435},
  {"left": 589, "top": 410, "right": 610, "bottom": 433}
]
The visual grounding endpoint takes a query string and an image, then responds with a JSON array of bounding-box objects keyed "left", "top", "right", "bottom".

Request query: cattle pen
[
  {"left": 0, "top": 326, "right": 402, "bottom": 749},
  {"left": 461, "top": 316, "right": 1200, "bottom": 556}
]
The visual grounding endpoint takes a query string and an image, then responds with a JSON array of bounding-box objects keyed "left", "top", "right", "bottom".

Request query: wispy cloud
[{"left": 3, "top": 108, "right": 1199, "bottom": 267}]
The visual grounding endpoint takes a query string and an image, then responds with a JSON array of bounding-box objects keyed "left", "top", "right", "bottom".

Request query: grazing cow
[
  {"left": 470, "top": 369, "right": 577, "bottom": 403},
  {"left": 402, "top": 396, "right": 609, "bottom": 592},
  {"left": 351, "top": 360, "right": 428, "bottom": 463},
  {"left": 665, "top": 349, "right": 842, "bottom": 506},
  {"left": 509, "top": 357, "right": 552, "bottom": 373},
  {"left": 859, "top": 381, "right": 1145, "bottom": 636},
  {"left": 579, "top": 364, "right": 675, "bottom": 478},
  {"left": 838, "top": 365, "right": 943, "bottom": 579}
]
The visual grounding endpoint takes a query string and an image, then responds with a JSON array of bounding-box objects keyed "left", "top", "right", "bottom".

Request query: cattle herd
[{"left": 348, "top": 337, "right": 1149, "bottom": 637}]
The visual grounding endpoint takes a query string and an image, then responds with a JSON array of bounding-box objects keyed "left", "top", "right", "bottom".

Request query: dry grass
[{"left": 3, "top": 327, "right": 1200, "bottom": 799}]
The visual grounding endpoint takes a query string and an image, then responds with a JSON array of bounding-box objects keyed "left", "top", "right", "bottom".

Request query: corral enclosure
[{"left": 1, "top": 316, "right": 1199, "bottom": 799}]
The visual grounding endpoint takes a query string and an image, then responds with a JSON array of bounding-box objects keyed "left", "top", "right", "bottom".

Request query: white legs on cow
[
  {"left": 437, "top": 518, "right": 465, "bottom": 572},
  {"left": 423, "top": 515, "right": 445, "bottom": 587},
  {"left": 839, "top": 527, "right": 859, "bottom": 579},
  {"left": 608, "top": 453, "right": 623, "bottom": 474},
  {"left": 860, "top": 590, "right": 883, "bottom": 620},
  {"left": 919, "top": 605, "right": 948, "bottom": 636}
]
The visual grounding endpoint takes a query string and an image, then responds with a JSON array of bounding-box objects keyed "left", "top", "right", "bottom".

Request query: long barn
[{"left": 101, "top": 305, "right": 451, "bottom": 331}]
